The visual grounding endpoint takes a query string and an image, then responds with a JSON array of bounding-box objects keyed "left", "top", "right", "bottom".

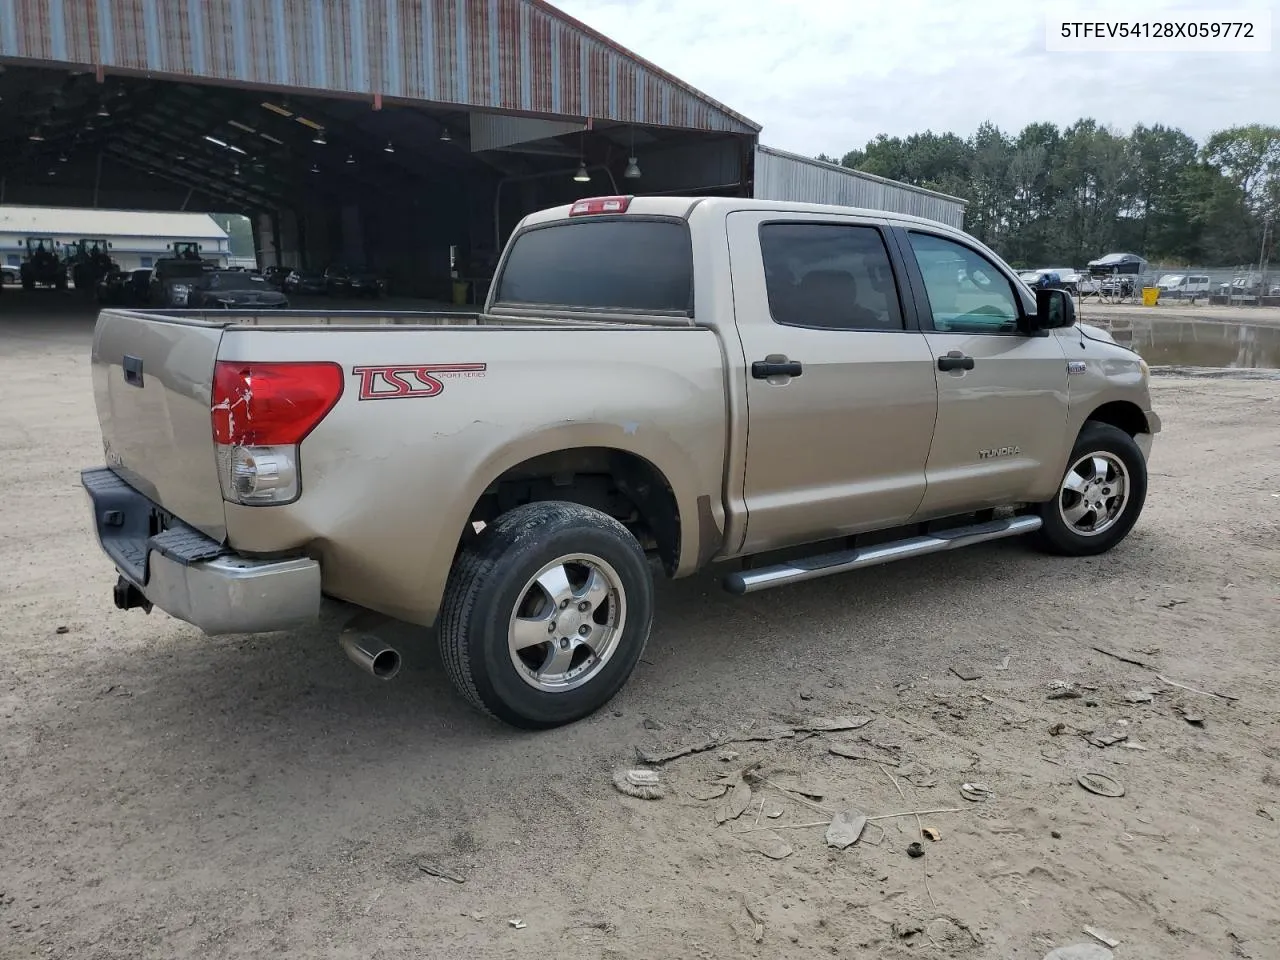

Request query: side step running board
[{"left": 722, "top": 515, "right": 1042, "bottom": 596}]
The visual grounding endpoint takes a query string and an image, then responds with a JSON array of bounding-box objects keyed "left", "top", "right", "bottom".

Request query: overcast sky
[{"left": 554, "top": 0, "right": 1279, "bottom": 156}]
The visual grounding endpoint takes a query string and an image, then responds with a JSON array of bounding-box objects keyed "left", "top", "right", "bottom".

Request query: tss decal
[{"left": 352, "top": 363, "right": 487, "bottom": 400}]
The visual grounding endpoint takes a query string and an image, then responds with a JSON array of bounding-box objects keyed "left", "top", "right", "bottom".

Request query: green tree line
[{"left": 817, "top": 121, "right": 1280, "bottom": 269}]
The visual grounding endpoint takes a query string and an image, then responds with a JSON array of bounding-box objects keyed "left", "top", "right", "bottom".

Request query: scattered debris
[
  {"left": 906, "top": 841, "right": 924, "bottom": 858},
  {"left": 795, "top": 716, "right": 873, "bottom": 733},
  {"left": 687, "top": 782, "right": 730, "bottom": 801},
  {"left": 951, "top": 665, "right": 983, "bottom": 681},
  {"left": 743, "top": 901, "right": 765, "bottom": 943},
  {"left": 825, "top": 809, "right": 867, "bottom": 850},
  {"left": 508, "top": 918, "right": 527, "bottom": 930},
  {"left": 635, "top": 739, "right": 720, "bottom": 764},
  {"left": 1084, "top": 926, "right": 1120, "bottom": 948},
  {"left": 1049, "top": 686, "right": 1082, "bottom": 700},
  {"left": 1122, "top": 742, "right": 1149, "bottom": 751},
  {"left": 1258, "top": 808, "right": 1274, "bottom": 822},
  {"left": 1179, "top": 709, "right": 1205, "bottom": 727},
  {"left": 54, "top": 625, "right": 69, "bottom": 635},
  {"left": 417, "top": 861, "right": 465, "bottom": 884},
  {"left": 995, "top": 655, "right": 1011, "bottom": 671},
  {"left": 1085, "top": 732, "right": 1128, "bottom": 749},
  {"left": 1085, "top": 699, "right": 1100, "bottom": 708},
  {"left": 766, "top": 805, "right": 784, "bottom": 819},
  {"left": 1158, "top": 598, "right": 1188, "bottom": 609},
  {"left": 1124, "top": 691, "right": 1154, "bottom": 704},
  {"left": 1092, "top": 645, "right": 1153, "bottom": 667},
  {"left": 717, "top": 750, "right": 740, "bottom": 763},
  {"left": 921, "top": 826, "right": 940, "bottom": 842},
  {"left": 715, "top": 776, "right": 754, "bottom": 824},
  {"left": 642, "top": 717, "right": 665, "bottom": 731},
  {"left": 1051, "top": 829, "right": 1062, "bottom": 839},
  {"left": 829, "top": 743, "right": 899, "bottom": 765},
  {"left": 613, "top": 767, "right": 665, "bottom": 800},
  {"left": 1076, "top": 772, "right": 1125, "bottom": 798},
  {"left": 1048, "top": 722, "right": 1068, "bottom": 736},
  {"left": 892, "top": 919, "right": 925, "bottom": 940},
  {"left": 959, "top": 782, "right": 991, "bottom": 803},
  {"left": 1157, "top": 673, "right": 1239, "bottom": 701},
  {"left": 744, "top": 830, "right": 793, "bottom": 860},
  {"left": 773, "top": 776, "right": 827, "bottom": 801},
  {"left": 1040, "top": 753, "right": 1063, "bottom": 765},
  {"left": 1044, "top": 944, "right": 1113, "bottom": 960}
]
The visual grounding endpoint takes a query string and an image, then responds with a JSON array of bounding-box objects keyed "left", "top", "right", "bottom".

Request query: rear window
[{"left": 495, "top": 218, "right": 692, "bottom": 314}]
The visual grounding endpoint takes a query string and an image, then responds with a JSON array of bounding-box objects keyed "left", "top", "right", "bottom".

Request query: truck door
[
  {"left": 727, "top": 211, "right": 938, "bottom": 556},
  {"left": 891, "top": 226, "right": 1070, "bottom": 518}
]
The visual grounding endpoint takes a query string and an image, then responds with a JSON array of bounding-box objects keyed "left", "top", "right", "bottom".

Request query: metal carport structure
[{"left": 0, "top": 0, "right": 761, "bottom": 299}]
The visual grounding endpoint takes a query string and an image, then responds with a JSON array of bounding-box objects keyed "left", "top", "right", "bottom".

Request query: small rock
[
  {"left": 1051, "top": 829, "right": 1062, "bottom": 839},
  {"left": 642, "top": 718, "right": 664, "bottom": 731},
  {"left": 906, "top": 841, "right": 924, "bottom": 858},
  {"left": 1085, "top": 699, "right": 1099, "bottom": 708},
  {"left": 717, "top": 750, "right": 740, "bottom": 762},
  {"left": 1048, "top": 722, "right": 1067, "bottom": 736},
  {"left": 798, "top": 689, "right": 815, "bottom": 701},
  {"left": 951, "top": 665, "right": 983, "bottom": 681},
  {"left": 1124, "top": 691, "right": 1154, "bottom": 704},
  {"left": 55, "top": 626, "right": 69, "bottom": 635}
]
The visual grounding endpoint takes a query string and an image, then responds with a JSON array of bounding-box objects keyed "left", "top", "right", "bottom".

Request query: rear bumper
[{"left": 81, "top": 466, "right": 321, "bottom": 636}]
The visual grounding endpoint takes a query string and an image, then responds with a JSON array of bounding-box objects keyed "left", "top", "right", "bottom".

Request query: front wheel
[
  {"left": 437, "top": 501, "right": 655, "bottom": 729},
  {"left": 1035, "top": 422, "right": 1148, "bottom": 556}
]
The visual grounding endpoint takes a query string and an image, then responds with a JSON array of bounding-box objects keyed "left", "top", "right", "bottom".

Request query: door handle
[
  {"left": 122, "top": 354, "right": 144, "bottom": 387},
  {"left": 937, "top": 351, "right": 974, "bottom": 372},
  {"left": 752, "top": 360, "right": 803, "bottom": 379}
]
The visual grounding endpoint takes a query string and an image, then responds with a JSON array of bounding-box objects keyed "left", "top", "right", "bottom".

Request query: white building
[{"left": 0, "top": 206, "right": 231, "bottom": 273}]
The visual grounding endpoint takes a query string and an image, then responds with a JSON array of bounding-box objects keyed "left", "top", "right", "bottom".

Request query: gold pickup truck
[{"left": 82, "top": 195, "right": 1161, "bottom": 729}]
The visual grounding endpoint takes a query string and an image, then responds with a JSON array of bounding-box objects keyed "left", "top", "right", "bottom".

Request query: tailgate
[{"left": 91, "top": 310, "right": 227, "bottom": 541}]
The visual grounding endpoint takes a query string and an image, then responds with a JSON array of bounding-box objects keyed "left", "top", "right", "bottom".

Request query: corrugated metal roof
[
  {"left": 753, "top": 146, "right": 968, "bottom": 230},
  {"left": 0, "top": 0, "right": 759, "bottom": 135},
  {"left": 0, "top": 206, "right": 229, "bottom": 240}
]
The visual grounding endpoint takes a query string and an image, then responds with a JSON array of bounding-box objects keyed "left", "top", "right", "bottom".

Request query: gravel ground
[{"left": 1, "top": 303, "right": 1278, "bottom": 960}]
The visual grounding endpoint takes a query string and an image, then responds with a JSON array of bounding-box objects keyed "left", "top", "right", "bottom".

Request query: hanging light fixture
[
  {"left": 383, "top": 140, "right": 395, "bottom": 153},
  {"left": 312, "top": 127, "right": 326, "bottom": 145},
  {"left": 345, "top": 154, "right": 355, "bottom": 164},
  {"left": 624, "top": 124, "right": 641, "bottom": 179},
  {"left": 310, "top": 163, "right": 320, "bottom": 173},
  {"left": 573, "top": 161, "right": 591, "bottom": 183},
  {"left": 28, "top": 128, "right": 44, "bottom": 142},
  {"left": 439, "top": 126, "right": 452, "bottom": 142},
  {"left": 96, "top": 102, "right": 110, "bottom": 118},
  {"left": 58, "top": 153, "right": 68, "bottom": 163}
]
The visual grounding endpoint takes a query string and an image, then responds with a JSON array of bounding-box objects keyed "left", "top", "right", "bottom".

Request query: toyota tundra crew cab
[{"left": 82, "top": 195, "right": 1161, "bottom": 729}]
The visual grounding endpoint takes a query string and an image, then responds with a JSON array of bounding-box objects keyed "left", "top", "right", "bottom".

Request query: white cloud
[{"left": 553, "top": 0, "right": 1280, "bottom": 155}]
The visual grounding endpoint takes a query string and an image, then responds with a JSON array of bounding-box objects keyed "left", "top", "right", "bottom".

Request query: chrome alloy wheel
[
  {"left": 507, "top": 554, "right": 627, "bottom": 693},
  {"left": 1058, "top": 451, "right": 1130, "bottom": 537}
]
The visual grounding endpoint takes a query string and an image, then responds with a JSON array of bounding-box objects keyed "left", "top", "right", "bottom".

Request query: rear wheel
[
  {"left": 438, "top": 501, "right": 655, "bottom": 729},
  {"left": 1035, "top": 421, "right": 1147, "bottom": 556}
]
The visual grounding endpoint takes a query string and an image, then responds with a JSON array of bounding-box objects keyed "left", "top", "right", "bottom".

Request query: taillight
[
  {"left": 568, "top": 195, "right": 632, "bottom": 216},
  {"left": 211, "top": 361, "right": 343, "bottom": 505}
]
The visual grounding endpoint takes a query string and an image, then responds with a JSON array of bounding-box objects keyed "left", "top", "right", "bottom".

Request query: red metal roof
[{"left": 1, "top": 0, "right": 760, "bottom": 134}]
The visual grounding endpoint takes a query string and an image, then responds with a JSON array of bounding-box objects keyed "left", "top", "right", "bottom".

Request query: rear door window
[
  {"left": 495, "top": 218, "right": 693, "bottom": 314},
  {"left": 758, "top": 222, "right": 905, "bottom": 331}
]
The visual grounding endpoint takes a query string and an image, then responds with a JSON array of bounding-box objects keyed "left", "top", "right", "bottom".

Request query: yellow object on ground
[
  {"left": 452, "top": 280, "right": 470, "bottom": 305},
  {"left": 1141, "top": 287, "right": 1160, "bottom": 307}
]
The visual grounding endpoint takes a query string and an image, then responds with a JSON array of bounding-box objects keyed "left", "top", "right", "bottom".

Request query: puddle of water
[{"left": 1109, "top": 318, "right": 1280, "bottom": 370}]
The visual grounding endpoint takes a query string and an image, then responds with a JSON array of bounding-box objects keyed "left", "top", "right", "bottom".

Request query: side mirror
[{"left": 1024, "top": 288, "right": 1076, "bottom": 334}]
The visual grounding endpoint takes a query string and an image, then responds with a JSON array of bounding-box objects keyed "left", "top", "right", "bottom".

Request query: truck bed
[{"left": 89, "top": 307, "right": 727, "bottom": 626}]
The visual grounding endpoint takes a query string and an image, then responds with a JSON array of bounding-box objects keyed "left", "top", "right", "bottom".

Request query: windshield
[{"left": 201, "top": 272, "right": 271, "bottom": 291}]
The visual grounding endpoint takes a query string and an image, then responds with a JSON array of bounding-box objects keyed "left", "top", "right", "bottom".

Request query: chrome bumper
[
  {"left": 82, "top": 466, "right": 321, "bottom": 637},
  {"left": 143, "top": 550, "right": 321, "bottom": 636}
]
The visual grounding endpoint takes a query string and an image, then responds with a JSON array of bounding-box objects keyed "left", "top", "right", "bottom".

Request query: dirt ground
[{"left": 2, "top": 305, "right": 1279, "bottom": 960}]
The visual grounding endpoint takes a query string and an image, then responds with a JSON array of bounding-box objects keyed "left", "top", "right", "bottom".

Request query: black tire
[
  {"left": 1035, "top": 421, "right": 1148, "bottom": 556},
  {"left": 438, "top": 501, "right": 655, "bottom": 729}
]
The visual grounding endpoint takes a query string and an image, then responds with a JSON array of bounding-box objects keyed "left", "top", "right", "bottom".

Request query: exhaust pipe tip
[{"left": 340, "top": 629, "right": 401, "bottom": 680}]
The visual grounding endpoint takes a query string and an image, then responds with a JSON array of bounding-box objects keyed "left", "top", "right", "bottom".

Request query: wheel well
[
  {"left": 463, "top": 448, "right": 682, "bottom": 576},
  {"left": 1085, "top": 401, "right": 1148, "bottom": 437}
]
